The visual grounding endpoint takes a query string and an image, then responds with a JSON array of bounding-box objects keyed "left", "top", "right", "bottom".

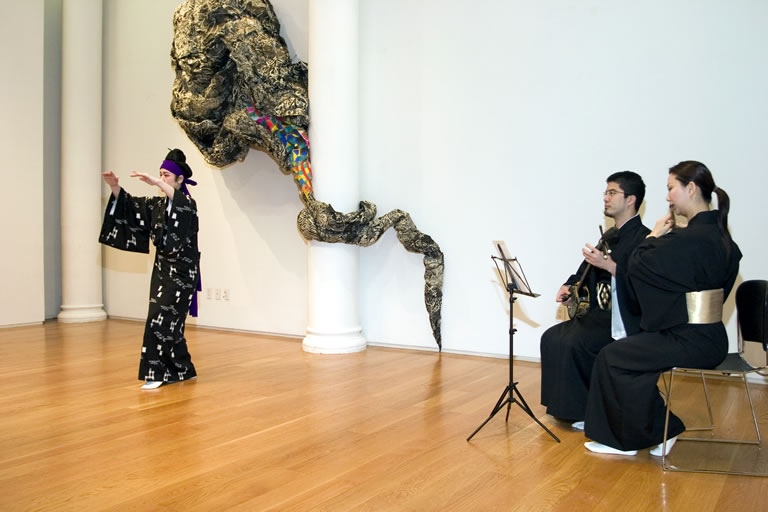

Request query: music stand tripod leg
[
  {"left": 510, "top": 383, "right": 560, "bottom": 442},
  {"left": 466, "top": 385, "right": 512, "bottom": 441}
]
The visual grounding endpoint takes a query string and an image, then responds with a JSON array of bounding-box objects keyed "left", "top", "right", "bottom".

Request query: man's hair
[{"left": 607, "top": 170, "right": 645, "bottom": 211}]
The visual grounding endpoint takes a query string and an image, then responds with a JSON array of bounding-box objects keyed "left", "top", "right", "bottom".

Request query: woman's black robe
[
  {"left": 99, "top": 188, "right": 199, "bottom": 383},
  {"left": 584, "top": 210, "right": 741, "bottom": 450}
]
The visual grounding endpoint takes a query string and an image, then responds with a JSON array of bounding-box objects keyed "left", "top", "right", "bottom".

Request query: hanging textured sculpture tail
[{"left": 170, "top": 0, "right": 444, "bottom": 348}]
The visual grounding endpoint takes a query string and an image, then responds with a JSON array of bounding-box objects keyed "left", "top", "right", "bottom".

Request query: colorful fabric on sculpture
[{"left": 247, "top": 102, "right": 314, "bottom": 202}]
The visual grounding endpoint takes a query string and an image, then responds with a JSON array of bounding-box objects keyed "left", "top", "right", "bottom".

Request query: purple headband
[{"left": 160, "top": 159, "right": 197, "bottom": 196}]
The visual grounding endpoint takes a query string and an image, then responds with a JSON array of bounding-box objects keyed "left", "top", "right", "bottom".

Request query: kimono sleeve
[
  {"left": 98, "top": 188, "right": 152, "bottom": 253},
  {"left": 155, "top": 189, "right": 198, "bottom": 255},
  {"left": 564, "top": 259, "right": 589, "bottom": 287},
  {"left": 612, "top": 222, "right": 651, "bottom": 332},
  {"left": 628, "top": 231, "right": 696, "bottom": 294}
]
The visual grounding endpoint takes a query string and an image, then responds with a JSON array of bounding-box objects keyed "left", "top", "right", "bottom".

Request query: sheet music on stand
[{"left": 492, "top": 240, "right": 539, "bottom": 298}]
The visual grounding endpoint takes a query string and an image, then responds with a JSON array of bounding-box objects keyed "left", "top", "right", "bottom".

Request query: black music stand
[{"left": 466, "top": 241, "right": 560, "bottom": 442}]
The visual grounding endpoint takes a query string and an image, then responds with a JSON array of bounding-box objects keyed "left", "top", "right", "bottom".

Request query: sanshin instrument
[{"left": 564, "top": 226, "right": 618, "bottom": 320}]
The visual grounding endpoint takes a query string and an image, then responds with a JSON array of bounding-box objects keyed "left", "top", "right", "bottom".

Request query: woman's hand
[
  {"left": 130, "top": 171, "right": 161, "bottom": 187},
  {"left": 102, "top": 171, "right": 121, "bottom": 198},
  {"left": 131, "top": 171, "right": 175, "bottom": 199},
  {"left": 102, "top": 171, "right": 119, "bottom": 187},
  {"left": 648, "top": 212, "right": 675, "bottom": 238}
]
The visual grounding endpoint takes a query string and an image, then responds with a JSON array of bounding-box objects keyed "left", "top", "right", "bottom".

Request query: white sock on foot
[
  {"left": 650, "top": 436, "right": 678, "bottom": 457},
  {"left": 584, "top": 441, "right": 638, "bottom": 456},
  {"left": 571, "top": 421, "right": 585, "bottom": 431},
  {"left": 141, "top": 381, "right": 163, "bottom": 390}
]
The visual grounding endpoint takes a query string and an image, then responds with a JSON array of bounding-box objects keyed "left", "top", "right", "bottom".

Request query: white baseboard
[{"left": 99, "top": 317, "right": 768, "bottom": 385}]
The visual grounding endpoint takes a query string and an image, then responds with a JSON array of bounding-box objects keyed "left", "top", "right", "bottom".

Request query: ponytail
[{"left": 713, "top": 185, "right": 733, "bottom": 255}]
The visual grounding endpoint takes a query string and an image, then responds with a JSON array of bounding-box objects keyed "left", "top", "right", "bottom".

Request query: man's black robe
[{"left": 540, "top": 215, "right": 650, "bottom": 421}]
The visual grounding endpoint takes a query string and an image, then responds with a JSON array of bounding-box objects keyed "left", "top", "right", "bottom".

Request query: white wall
[
  {"left": 101, "top": 0, "right": 309, "bottom": 336},
  {"left": 359, "top": 0, "right": 768, "bottom": 358},
  {"left": 0, "top": 0, "right": 46, "bottom": 327},
  {"left": 95, "top": 1, "right": 767, "bottom": 359}
]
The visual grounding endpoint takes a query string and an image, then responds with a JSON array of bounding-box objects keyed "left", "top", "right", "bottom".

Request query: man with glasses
[{"left": 540, "top": 171, "right": 650, "bottom": 430}]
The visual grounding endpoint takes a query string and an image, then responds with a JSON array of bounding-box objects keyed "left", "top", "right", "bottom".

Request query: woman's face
[
  {"left": 666, "top": 174, "right": 690, "bottom": 216},
  {"left": 160, "top": 169, "right": 183, "bottom": 190}
]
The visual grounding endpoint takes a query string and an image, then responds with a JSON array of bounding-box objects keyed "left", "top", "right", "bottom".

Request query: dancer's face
[{"left": 160, "top": 169, "right": 183, "bottom": 190}]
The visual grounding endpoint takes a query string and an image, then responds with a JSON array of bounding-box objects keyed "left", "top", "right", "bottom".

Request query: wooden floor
[{"left": 1, "top": 320, "right": 767, "bottom": 511}]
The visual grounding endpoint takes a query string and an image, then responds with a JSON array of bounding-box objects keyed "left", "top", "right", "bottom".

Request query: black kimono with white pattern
[{"left": 99, "top": 188, "right": 199, "bottom": 383}]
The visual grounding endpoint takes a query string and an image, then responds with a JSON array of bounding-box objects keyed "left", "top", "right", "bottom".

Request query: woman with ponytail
[
  {"left": 582, "top": 161, "right": 741, "bottom": 457},
  {"left": 100, "top": 149, "right": 200, "bottom": 389}
]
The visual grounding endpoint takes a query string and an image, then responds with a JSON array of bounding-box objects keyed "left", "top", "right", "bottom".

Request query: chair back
[{"left": 735, "top": 280, "right": 768, "bottom": 351}]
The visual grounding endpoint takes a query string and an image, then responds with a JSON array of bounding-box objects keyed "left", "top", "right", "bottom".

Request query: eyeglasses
[{"left": 603, "top": 190, "right": 625, "bottom": 197}]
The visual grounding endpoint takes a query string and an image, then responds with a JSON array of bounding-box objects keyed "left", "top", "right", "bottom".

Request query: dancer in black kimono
[
  {"left": 99, "top": 149, "right": 201, "bottom": 390},
  {"left": 540, "top": 171, "right": 649, "bottom": 427},
  {"left": 584, "top": 161, "right": 741, "bottom": 456}
]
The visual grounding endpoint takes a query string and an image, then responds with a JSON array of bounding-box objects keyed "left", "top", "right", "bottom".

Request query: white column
[
  {"left": 58, "top": 0, "right": 106, "bottom": 323},
  {"left": 303, "top": 0, "right": 366, "bottom": 353}
]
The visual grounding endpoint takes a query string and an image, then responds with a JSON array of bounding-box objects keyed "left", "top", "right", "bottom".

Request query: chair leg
[
  {"left": 665, "top": 371, "right": 714, "bottom": 432},
  {"left": 741, "top": 374, "right": 762, "bottom": 444},
  {"left": 662, "top": 369, "right": 676, "bottom": 470},
  {"left": 698, "top": 372, "right": 715, "bottom": 432}
]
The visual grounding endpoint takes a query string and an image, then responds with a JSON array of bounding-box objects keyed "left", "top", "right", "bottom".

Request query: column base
[
  {"left": 303, "top": 328, "right": 367, "bottom": 354},
  {"left": 57, "top": 304, "right": 107, "bottom": 323}
]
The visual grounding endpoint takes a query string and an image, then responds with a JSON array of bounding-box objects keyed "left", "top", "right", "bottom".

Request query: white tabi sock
[
  {"left": 584, "top": 441, "right": 638, "bottom": 456},
  {"left": 649, "top": 436, "right": 678, "bottom": 457}
]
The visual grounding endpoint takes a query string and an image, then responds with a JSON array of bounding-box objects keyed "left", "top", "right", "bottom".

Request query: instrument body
[{"left": 564, "top": 227, "right": 618, "bottom": 320}]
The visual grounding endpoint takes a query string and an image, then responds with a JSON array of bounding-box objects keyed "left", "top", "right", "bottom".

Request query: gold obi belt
[{"left": 685, "top": 289, "right": 724, "bottom": 324}]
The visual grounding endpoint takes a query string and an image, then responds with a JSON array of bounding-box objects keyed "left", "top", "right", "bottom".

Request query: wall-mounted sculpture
[{"left": 170, "top": 0, "right": 444, "bottom": 349}]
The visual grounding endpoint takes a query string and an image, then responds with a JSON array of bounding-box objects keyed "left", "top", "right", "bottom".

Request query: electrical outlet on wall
[
  {"left": 206, "top": 287, "right": 213, "bottom": 300},
  {"left": 215, "top": 288, "right": 222, "bottom": 300},
  {"left": 222, "top": 289, "right": 230, "bottom": 301}
]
